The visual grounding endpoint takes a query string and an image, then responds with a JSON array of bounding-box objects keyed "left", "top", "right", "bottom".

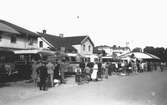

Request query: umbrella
[
  {"left": 119, "top": 52, "right": 160, "bottom": 60},
  {"left": 0, "top": 23, "right": 20, "bottom": 34}
]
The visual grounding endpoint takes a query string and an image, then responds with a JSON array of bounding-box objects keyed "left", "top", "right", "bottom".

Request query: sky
[{"left": 0, "top": 0, "right": 167, "bottom": 49}]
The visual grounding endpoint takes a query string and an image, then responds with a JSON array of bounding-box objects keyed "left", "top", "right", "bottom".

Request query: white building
[
  {"left": 0, "top": 20, "right": 38, "bottom": 50},
  {"left": 95, "top": 45, "right": 131, "bottom": 57},
  {"left": 38, "top": 32, "right": 94, "bottom": 57}
]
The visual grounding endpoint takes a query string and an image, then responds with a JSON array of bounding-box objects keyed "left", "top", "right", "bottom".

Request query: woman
[{"left": 91, "top": 62, "right": 98, "bottom": 81}]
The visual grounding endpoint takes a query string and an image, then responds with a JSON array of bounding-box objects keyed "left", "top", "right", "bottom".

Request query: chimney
[
  {"left": 59, "top": 33, "right": 64, "bottom": 38},
  {"left": 42, "top": 30, "right": 46, "bottom": 34}
]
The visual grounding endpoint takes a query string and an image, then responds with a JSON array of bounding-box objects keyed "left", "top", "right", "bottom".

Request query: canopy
[
  {"left": 14, "top": 49, "right": 55, "bottom": 56},
  {"left": 119, "top": 52, "right": 160, "bottom": 60},
  {"left": 0, "top": 48, "right": 14, "bottom": 56}
]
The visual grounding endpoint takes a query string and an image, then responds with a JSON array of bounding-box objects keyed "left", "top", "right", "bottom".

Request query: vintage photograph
[{"left": 0, "top": 0, "right": 167, "bottom": 105}]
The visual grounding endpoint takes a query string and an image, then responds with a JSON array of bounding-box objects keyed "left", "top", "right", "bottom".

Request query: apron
[{"left": 91, "top": 64, "right": 98, "bottom": 80}]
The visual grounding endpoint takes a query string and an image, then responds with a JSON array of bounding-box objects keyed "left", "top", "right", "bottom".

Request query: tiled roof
[
  {"left": 0, "top": 19, "right": 38, "bottom": 37},
  {"left": 38, "top": 33, "right": 77, "bottom": 51},
  {"left": 62, "top": 36, "right": 87, "bottom": 45}
]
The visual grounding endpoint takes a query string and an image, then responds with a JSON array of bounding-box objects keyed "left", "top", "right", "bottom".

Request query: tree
[
  {"left": 164, "top": 48, "right": 167, "bottom": 61},
  {"left": 143, "top": 46, "right": 155, "bottom": 55},
  {"left": 132, "top": 47, "right": 142, "bottom": 52},
  {"left": 154, "top": 47, "right": 165, "bottom": 62}
]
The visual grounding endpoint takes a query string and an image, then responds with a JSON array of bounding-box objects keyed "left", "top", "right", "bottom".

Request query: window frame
[
  {"left": 11, "top": 36, "right": 17, "bottom": 43},
  {"left": 88, "top": 45, "right": 91, "bottom": 51},
  {"left": 39, "top": 41, "right": 43, "bottom": 48},
  {"left": 0, "top": 35, "right": 2, "bottom": 41},
  {"left": 83, "top": 44, "right": 85, "bottom": 51}
]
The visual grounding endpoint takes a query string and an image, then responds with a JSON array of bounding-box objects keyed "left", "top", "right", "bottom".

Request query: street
[{"left": 0, "top": 70, "right": 167, "bottom": 105}]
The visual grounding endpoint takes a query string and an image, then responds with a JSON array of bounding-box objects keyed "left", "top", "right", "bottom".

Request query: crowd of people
[
  {"left": 31, "top": 59, "right": 66, "bottom": 91},
  {"left": 74, "top": 58, "right": 166, "bottom": 85},
  {"left": 31, "top": 57, "right": 166, "bottom": 91}
]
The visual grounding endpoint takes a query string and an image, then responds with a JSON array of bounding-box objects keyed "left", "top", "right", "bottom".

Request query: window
[
  {"left": 11, "top": 36, "right": 16, "bottom": 43},
  {"left": 29, "top": 39, "right": 33, "bottom": 45},
  {"left": 88, "top": 45, "right": 91, "bottom": 51},
  {"left": 0, "top": 35, "right": 2, "bottom": 41},
  {"left": 39, "top": 41, "right": 43, "bottom": 48},
  {"left": 0, "top": 31, "right": 2, "bottom": 41},
  {"left": 83, "top": 44, "right": 85, "bottom": 51},
  {"left": 71, "top": 57, "right": 76, "bottom": 62}
]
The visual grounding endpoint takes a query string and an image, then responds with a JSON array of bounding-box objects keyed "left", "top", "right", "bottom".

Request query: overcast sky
[{"left": 0, "top": 0, "right": 167, "bottom": 49}]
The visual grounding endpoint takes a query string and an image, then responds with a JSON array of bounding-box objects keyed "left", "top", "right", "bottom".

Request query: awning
[
  {"left": 119, "top": 52, "right": 160, "bottom": 60},
  {"left": 14, "top": 49, "right": 55, "bottom": 56},
  {"left": 0, "top": 48, "right": 14, "bottom": 55}
]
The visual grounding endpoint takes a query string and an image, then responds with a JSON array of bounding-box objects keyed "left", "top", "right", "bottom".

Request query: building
[
  {"left": 94, "top": 45, "right": 131, "bottom": 57},
  {"left": 38, "top": 31, "right": 94, "bottom": 57},
  {"left": 0, "top": 20, "right": 38, "bottom": 50},
  {"left": 0, "top": 20, "right": 39, "bottom": 77}
]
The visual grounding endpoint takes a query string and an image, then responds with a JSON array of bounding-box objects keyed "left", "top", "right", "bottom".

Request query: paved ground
[{"left": 0, "top": 70, "right": 167, "bottom": 105}]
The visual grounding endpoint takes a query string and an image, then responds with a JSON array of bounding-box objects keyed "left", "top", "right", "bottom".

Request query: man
[
  {"left": 46, "top": 60, "right": 55, "bottom": 87},
  {"left": 31, "top": 60, "right": 38, "bottom": 87},
  {"left": 97, "top": 59, "right": 102, "bottom": 80},
  {"left": 37, "top": 61, "right": 48, "bottom": 91},
  {"left": 60, "top": 59, "right": 66, "bottom": 84},
  {"left": 79, "top": 59, "right": 85, "bottom": 74},
  {"left": 54, "top": 60, "right": 60, "bottom": 80}
]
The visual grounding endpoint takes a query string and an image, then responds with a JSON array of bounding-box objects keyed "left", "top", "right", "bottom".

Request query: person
[
  {"left": 60, "top": 59, "right": 66, "bottom": 84},
  {"left": 108, "top": 62, "right": 112, "bottom": 76},
  {"left": 91, "top": 62, "right": 98, "bottom": 81},
  {"left": 147, "top": 62, "right": 151, "bottom": 72},
  {"left": 75, "top": 66, "right": 82, "bottom": 85},
  {"left": 85, "top": 65, "right": 91, "bottom": 81},
  {"left": 124, "top": 60, "right": 128, "bottom": 75},
  {"left": 160, "top": 62, "right": 164, "bottom": 72},
  {"left": 101, "top": 62, "right": 106, "bottom": 79},
  {"left": 37, "top": 61, "right": 48, "bottom": 91},
  {"left": 54, "top": 60, "right": 60, "bottom": 80},
  {"left": 4, "top": 63, "right": 12, "bottom": 76},
  {"left": 46, "top": 60, "right": 55, "bottom": 87},
  {"left": 31, "top": 60, "right": 38, "bottom": 87},
  {"left": 105, "top": 62, "right": 109, "bottom": 78},
  {"left": 79, "top": 59, "right": 85, "bottom": 74},
  {"left": 97, "top": 60, "right": 102, "bottom": 80}
]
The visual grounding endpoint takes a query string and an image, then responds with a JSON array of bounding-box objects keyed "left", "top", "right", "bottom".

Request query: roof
[
  {"left": 0, "top": 23, "right": 20, "bottom": 34},
  {"left": 119, "top": 52, "right": 160, "bottom": 60},
  {"left": 95, "top": 45, "right": 111, "bottom": 48},
  {"left": 0, "top": 19, "right": 38, "bottom": 37},
  {"left": 38, "top": 33, "right": 77, "bottom": 51},
  {"left": 38, "top": 33, "right": 94, "bottom": 51},
  {"left": 95, "top": 45, "right": 130, "bottom": 51},
  {"left": 63, "top": 36, "right": 87, "bottom": 45}
]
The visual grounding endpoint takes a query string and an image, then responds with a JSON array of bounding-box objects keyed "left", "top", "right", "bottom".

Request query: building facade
[
  {"left": 0, "top": 32, "right": 38, "bottom": 49},
  {"left": 0, "top": 20, "right": 38, "bottom": 50},
  {"left": 95, "top": 45, "right": 131, "bottom": 56},
  {"left": 38, "top": 32, "right": 94, "bottom": 57}
]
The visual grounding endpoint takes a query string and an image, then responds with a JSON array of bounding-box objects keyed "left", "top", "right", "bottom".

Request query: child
[{"left": 75, "top": 66, "right": 82, "bottom": 85}]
